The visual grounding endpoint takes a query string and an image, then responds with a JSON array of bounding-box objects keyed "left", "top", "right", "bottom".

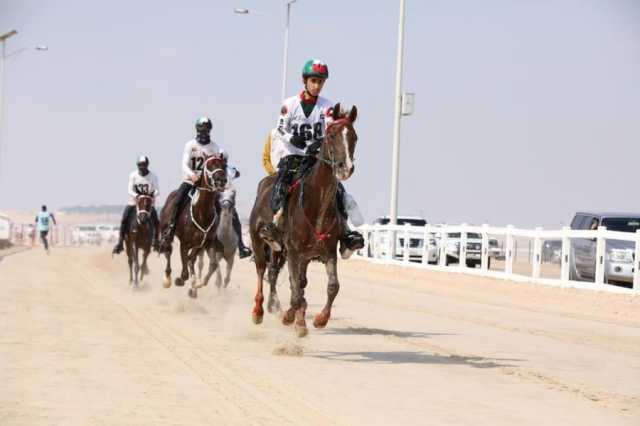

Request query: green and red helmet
[{"left": 302, "top": 59, "right": 329, "bottom": 80}]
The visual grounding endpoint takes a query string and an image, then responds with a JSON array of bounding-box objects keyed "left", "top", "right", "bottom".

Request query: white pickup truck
[{"left": 369, "top": 216, "right": 438, "bottom": 263}]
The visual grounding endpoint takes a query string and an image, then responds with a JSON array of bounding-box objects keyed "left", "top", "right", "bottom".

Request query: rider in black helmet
[{"left": 113, "top": 155, "right": 160, "bottom": 254}]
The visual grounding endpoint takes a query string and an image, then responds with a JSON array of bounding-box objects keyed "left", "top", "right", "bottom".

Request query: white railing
[{"left": 354, "top": 223, "right": 640, "bottom": 295}]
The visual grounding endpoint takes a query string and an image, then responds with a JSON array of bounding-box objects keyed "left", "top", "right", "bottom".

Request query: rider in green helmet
[{"left": 261, "top": 59, "right": 364, "bottom": 256}]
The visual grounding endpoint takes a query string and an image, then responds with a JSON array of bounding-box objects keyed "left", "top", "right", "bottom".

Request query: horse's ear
[
  {"left": 332, "top": 103, "right": 341, "bottom": 120},
  {"left": 348, "top": 105, "right": 358, "bottom": 123}
]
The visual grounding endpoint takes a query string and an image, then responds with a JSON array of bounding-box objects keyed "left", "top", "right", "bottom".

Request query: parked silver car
[
  {"left": 444, "top": 232, "right": 483, "bottom": 268},
  {"left": 569, "top": 212, "right": 640, "bottom": 285}
]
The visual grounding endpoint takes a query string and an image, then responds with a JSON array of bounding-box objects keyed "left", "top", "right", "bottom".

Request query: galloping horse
[
  {"left": 124, "top": 194, "right": 154, "bottom": 287},
  {"left": 159, "top": 155, "right": 227, "bottom": 298},
  {"left": 196, "top": 188, "right": 238, "bottom": 289},
  {"left": 249, "top": 104, "right": 359, "bottom": 337}
]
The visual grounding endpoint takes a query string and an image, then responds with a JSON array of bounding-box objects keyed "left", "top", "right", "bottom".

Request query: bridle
[
  {"left": 135, "top": 194, "right": 154, "bottom": 225},
  {"left": 199, "top": 156, "right": 226, "bottom": 192},
  {"left": 318, "top": 118, "right": 352, "bottom": 171}
]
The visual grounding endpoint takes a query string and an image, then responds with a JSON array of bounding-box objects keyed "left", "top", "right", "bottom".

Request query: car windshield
[
  {"left": 601, "top": 217, "right": 640, "bottom": 233},
  {"left": 376, "top": 218, "right": 427, "bottom": 227},
  {"left": 447, "top": 232, "right": 482, "bottom": 239},
  {"left": 78, "top": 226, "right": 96, "bottom": 231}
]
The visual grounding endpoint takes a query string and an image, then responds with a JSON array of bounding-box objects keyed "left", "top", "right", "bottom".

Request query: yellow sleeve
[{"left": 262, "top": 133, "right": 276, "bottom": 175}]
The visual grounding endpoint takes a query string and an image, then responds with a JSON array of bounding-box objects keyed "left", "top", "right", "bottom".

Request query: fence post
[
  {"left": 459, "top": 223, "right": 468, "bottom": 269},
  {"left": 385, "top": 225, "right": 393, "bottom": 261},
  {"left": 362, "top": 225, "right": 369, "bottom": 259},
  {"left": 438, "top": 227, "right": 448, "bottom": 267},
  {"left": 403, "top": 224, "right": 410, "bottom": 263},
  {"left": 505, "top": 225, "right": 514, "bottom": 276},
  {"left": 422, "top": 224, "right": 431, "bottom": 265},
  {"left": 595, "top": 226, "right": 607, "bottom": 286},
  {"left": 560, "top": 226, "right": 571, "bottom": 282},
  {"left": 634, "top": 230, "right": 640, "bottom": 293},
  {"left": 532, "top": 227, "right": 543, "bottom": 279},
  {"left": 481, "top": 224, "right": 489, "bottom": 271}
]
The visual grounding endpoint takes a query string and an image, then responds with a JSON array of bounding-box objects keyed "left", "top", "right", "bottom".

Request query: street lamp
[
  {"left": 234, "top": 0, "right": 298, "bottom": 101},
  {"left": 389, "top": 0, "right": 407, "bottom": 256},
  {"left": 0, "top": 30, "right": 48, "bottom": 182}
]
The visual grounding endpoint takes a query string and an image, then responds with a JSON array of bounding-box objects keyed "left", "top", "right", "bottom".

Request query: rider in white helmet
[
  {"left": 158, "top": 117, "right": 252, "bottom": 258},
  {"left": 112, "top": 155, "right": 160, "bottom": 254},
  {"left": 262, "top": 59, "right": 364, "bottom": 253}
]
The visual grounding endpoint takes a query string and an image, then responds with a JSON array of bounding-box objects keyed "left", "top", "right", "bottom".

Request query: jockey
[
  {"left": 35, "top": 205, "right": 56, "bottom": 252},
  {"left": 262, "top": 129, "right": 280, "bottom": 176},
  {"left": 159, "top": 117, "right": 252, "bottom": 259},
  {"left": 112, "top": 155, "right": 160, "bottom": 254},
  {"left": 262, "top": 59, "right": 364, "bottom": 253}
]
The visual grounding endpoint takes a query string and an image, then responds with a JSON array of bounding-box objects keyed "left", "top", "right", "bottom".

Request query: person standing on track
[{"left": 35, "top": 205, "right": 56, "bottom": 253}]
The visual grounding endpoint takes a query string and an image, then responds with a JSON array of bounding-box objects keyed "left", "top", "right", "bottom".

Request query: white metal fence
[{"left": 354, "top": 223, "right": 640, "bottom": 295}]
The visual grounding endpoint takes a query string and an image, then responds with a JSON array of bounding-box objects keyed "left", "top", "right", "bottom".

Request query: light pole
[
  {"left": 389, "top": 0, "right": 406, "bottom": 255},
  {"left": 234, "top": 0, "right": 298, "bottom": 101},
  {"left": 0, "top": 30, "right": 48, "bottom": 182}
]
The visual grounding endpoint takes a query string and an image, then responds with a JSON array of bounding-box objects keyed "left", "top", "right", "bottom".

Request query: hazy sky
[{"left": 1, "top": 0, "right": 639, "bottom": 228}]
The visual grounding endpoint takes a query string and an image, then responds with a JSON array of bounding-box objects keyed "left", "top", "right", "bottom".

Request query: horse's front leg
[
  {"left": 224, "top": 255, "right": 234, "bottom": 288},
  {"left": 187, "top": 248, "right": 201, "bottom": 298},
  {"left": 197, "top": 250, "right": 205, "bottom": 281},
  {"left": 283, "top": 257, "right": 309, "bottom": 338},
  {"left": 127, "top": 243, "right": 134, "bottom": 285},
  {"left": 214, "top": 252, "right": 223, "bottom": 289},
  {"left": 133, "top": 245, "right": 140, "bottom": 287},
  {"left": 175, "top": 242, "right": 189, "bottom": 287},
  {"left": 267, "top": 251, "right": 284, "bottom": 314},
  {"left": 314, "top": 255, "right": 339, "bottom": 328},
  {"left": 162, "top": 249, "right": 172, "bottom": 288},
  {"left": 194, "top": 247, "right": 218, "bottom": 292},
  {"left": 141, "top": 244, "right": 150, "bottom": 278}
]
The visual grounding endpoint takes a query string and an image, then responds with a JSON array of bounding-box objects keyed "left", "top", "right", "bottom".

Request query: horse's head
[
  {"left": 323, "top": 102, "right": 358, "bottom": 181},
  {"left": 135, "top": 194, "right": 154, "bottom": 224},
  {"left": 202, "top": 155, "right": 227, "bottom": 191},
  {"left": 219, "top": 188, "right": 236, "bottom": 211}
]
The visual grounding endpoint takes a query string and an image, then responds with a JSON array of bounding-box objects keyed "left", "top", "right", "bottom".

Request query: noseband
[
  {"left": 319, "top": 118, "right": 352, "bottom": 170},
  {"left": 201, "top": 156, "right": 226, "bottom": 191},
  {"left": 136, "top": 195, "right": 154, "bottom": 224}
]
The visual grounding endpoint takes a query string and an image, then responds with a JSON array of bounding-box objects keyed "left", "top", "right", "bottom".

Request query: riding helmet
[{"left": 302, "top": 59, "right": 329, "bottom": 80}]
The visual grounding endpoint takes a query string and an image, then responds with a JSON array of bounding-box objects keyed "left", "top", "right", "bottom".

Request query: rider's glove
[
  {"left": 289, "top": 133, "right": 306, "bottom": 149},
  {"left": 305, "top": 140, "right": 322, "bottom": 156}
]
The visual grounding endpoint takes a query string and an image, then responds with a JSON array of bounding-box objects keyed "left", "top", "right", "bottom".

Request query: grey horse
[{"left": 197, "top": 189, "right": 238, "bottom": 289}]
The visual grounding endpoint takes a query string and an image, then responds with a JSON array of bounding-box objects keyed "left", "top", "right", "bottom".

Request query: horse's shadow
[
  {"left": 322, "top": 326, "right": 452, "bottom": 339},
  {"left": 308, "top": 350, "right": 521, "bottom": 368}
]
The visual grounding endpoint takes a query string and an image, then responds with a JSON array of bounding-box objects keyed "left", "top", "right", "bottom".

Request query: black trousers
[{"left": 169, "top": 182, "right": 193, "bottom": 227}]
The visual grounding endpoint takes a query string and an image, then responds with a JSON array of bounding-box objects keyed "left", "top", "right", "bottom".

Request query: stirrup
[
  {"left": 238, "top": 246, "right": 252, "bottom": 259},
  {"left": 112, "top": 241, "right": 124, "bottom": 255},
  {"left": 259, "top": 223, "right": 283, "bottom": 252}
]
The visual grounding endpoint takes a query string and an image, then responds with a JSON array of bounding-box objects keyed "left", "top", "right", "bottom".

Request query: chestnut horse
[
  {"left": 125, "top": 194, "right": 154, "bottom": 287},
  {"left": 249, "top": 104, "right": 358, "bottom": 337},
  {"left": 159, "top": 155, "right": 227, "bottom": 298}
]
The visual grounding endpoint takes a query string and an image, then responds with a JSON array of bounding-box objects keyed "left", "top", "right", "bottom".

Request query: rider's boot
[
  {"left": 260, "top": 164, "right": 291, "bottom": 250},
  {"left": 232, "top": 208, "right": 252, "bottom": 258},
  {"left": 159, "top": 183, "right": 192, "bottom": 253},
  {"left": 112, "top": 205, "right": 134, "bottom": 255},
  {"left": 336, "top": 184, "right": 364, "bottom": 259},
  {"left": 151, "top": 207, "right": 160, "bottom": 252}
]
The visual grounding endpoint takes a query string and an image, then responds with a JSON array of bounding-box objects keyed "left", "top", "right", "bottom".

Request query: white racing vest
[
  {"left": 128, "top": 170, "right": 160, "bottom": 205},
  {"left": 181, "top": 139, "right": 221, "bottom": 183},
  {"left": 276, "top": 93, "right": 335, "bottom": 161}
]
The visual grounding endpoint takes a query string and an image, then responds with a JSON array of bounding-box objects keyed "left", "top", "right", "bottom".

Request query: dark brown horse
[
  {"left": 159, "top": 155, "right": 227, "bottom": 298},
  {"left": 125, "top": 194, "right": 154, "bottom": 287},
  {"left": 249, "top": 104, "right": 358, "bottom": 337}
]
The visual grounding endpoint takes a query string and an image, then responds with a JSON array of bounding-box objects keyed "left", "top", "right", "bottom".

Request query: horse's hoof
[
  {"left": 188, "top": 288, "right": 197, "bottom": 298},
  {"left": 162, "top": 278, "right": 171, "bottom": 288},
  {"left": 295, "top": 325, "right": 309, "bottom": 338},
  {"left": 281, "top": 310, "right": 295, "bottom": 326},
  {"left": 175, "top": 277, "right": 184, "bottom": 287},
  {"left": 313, "top": 314, "right": 329, "bottom": 329},
  {"left": 252, "top": 313, "right": 263, "bottom": 324}
]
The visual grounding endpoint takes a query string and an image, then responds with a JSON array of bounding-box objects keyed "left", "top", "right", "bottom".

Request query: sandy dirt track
[{"left": 1, "top": 247, "right": 639, "bottom": 425}]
